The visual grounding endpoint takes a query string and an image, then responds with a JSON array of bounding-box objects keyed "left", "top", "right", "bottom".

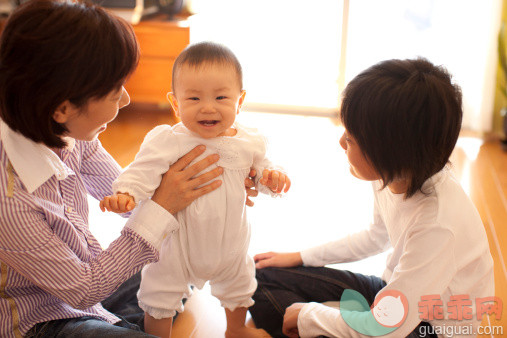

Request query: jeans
[
  {"left": 26, "top": 272, "right": 157, "bottom": 337},
  {"left": 250, "top": 266, "right": 436, "bottom": 338}
]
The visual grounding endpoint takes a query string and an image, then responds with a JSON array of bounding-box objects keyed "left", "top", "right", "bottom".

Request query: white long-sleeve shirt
[{"left": 299, "top": 168, "right": 494, "bottom": 337}]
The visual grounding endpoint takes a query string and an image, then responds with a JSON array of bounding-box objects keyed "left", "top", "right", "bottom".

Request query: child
[
  {"left": 100, "top": 41, "right": 289, "bottom": 338},
  {"left": 249, "top": 58, "right": 494, "bottom": 337}
]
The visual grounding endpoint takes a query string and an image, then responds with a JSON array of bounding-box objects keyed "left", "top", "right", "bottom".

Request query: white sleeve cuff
[
  {"left": 297, "top": 302, "right": 342, "bottom": 338},
  {"left": 300, "top": 248, "right": 318, "bottom": 267},
  {"left": 124, "top": 199, "right": 179, "bottom": 251},
  {"left": 256, "top": 182, "right": 283, "bottom": 198},
  {"left": 253, "top": 165, "right": 285, "bottom": 198},
  {"left": 300, "top": 245, "right": 334, "bottom": 267}
]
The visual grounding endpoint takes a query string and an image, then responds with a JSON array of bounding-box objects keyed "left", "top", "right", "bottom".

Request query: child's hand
[
  {"left": 259, "top": 169, "right": 291, "bottom": 193},
  {"left": 100, "top": 193, "right": 136, "bottom": 213},
  {"left": 254, "top": 251, "right": 302, "bottom": 269}
]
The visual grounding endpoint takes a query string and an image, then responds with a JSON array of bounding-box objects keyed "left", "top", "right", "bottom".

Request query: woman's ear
[
  {"left": 52, "top": 100, "right": 73, "bottom": 124},
  {"left": 167, "top": 92, "right": 180, "bottom": 117}
]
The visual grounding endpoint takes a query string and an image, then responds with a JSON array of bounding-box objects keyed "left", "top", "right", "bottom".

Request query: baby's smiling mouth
[{"left": 199, "top": 120, "right": 219, "bottom": 126}]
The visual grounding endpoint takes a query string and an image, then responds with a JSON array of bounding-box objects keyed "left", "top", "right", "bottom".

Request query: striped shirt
[{"left": 0, "top": 121, "right": 178, "bottom": 338}]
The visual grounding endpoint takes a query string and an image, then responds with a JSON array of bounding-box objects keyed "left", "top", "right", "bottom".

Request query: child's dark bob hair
[
  {"left": 172, "top": 41, "right": 243, "bottom": 93},
  {"left": 340, "top": 58, "right": 463, "bottom": 198},
  {"left": 0, "top": 0, "right": 139, "bottom": 148}
]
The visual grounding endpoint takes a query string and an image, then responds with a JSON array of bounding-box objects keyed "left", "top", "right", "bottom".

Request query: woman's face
[
  {"left": 56, "top": 86, "right": 130, "bottom": 141},
  {"left": 339, "top": 129, "right": 380, "bottom": 181}
]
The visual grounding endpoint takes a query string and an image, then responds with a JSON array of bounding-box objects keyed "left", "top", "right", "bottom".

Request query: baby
[{"left": 100, "top": 42, "right": 289, "bottom": 338}]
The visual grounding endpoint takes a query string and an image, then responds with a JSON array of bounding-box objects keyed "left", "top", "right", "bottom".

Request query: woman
[{"left": 0, "top": 1, "right": 246, "bottom": 336}]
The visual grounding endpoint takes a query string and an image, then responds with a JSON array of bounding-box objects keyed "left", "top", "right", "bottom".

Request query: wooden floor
[
  {"left": 448, "top": 136, "right": 507, "bottom": 337},
  {"left": 96, "top": 104, "right": 507, "bottom": 337}
]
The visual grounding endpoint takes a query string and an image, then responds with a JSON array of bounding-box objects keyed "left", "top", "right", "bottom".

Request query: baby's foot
[{"left": 225, "top": 326, "right": 271, "bottom": 338}]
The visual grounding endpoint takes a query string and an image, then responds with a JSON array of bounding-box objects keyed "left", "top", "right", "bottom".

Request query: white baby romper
[{"left": 112, "top": 122, "right": 278, "bottom": 319}]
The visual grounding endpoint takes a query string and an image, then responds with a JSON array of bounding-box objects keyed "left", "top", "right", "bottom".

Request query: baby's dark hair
[
  {"left": 172, "top": 41, "right": 243, "bottom": 93},
  {"left": 340, "top": 58, "right": 463, "bottom": 198}
]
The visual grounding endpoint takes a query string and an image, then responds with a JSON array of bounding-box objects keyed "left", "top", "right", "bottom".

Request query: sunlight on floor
[
  {"left": 456, "top": 137, "right": 483, "bottom": 162},
  {"left": 453, "top": 136, "right": 484, "bottom": 196},
  {"left": 236, "top": 111, "right": 388, "bottom": 277}
]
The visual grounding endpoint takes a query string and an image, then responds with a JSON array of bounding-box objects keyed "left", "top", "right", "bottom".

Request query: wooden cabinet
[{"left": 125, "top": 18, "right": 189, "bottom": 106}]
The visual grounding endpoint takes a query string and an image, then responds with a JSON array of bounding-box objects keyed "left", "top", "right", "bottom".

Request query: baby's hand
[
  {"left": 100, "top": 193, "right": 136, "bottom": 213},
  {"left": 260, "top": 169, "right": 291, "bottom": 194}
]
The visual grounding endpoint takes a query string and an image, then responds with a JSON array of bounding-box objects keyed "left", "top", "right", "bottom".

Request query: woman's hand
[
  {"left": 151, "top": 145, "right": 222, "bottom": 215},
  {"left": 282, "top": 303, "right": 305, "bottom": 337},
  {"left": 253, "top": 251, "right": 303, "bottom": 269},
  {"left": 245, "top": 168, "right": 258, "bottom": 206}
]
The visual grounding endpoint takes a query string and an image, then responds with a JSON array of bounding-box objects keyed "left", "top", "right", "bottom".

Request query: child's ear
[
  {"left": 52, "top": 100, "right": 74, "bottom": 124},
  {"left": 237, "top": 90, "right": 246, "bottom": 114},
  {"left": 167, "top": 92, "right": 180, "bottom": 117}
]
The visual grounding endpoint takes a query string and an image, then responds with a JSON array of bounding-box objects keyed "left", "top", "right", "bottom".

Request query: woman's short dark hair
[
  {"left": 340, "top": 58, "right": 463, "bottom": 198},
  {"left": 0, "top": 0, "right": 139, "bottom": 148},
  {"left": 172, "top": 41, "right": 243, "bottom": 93}
]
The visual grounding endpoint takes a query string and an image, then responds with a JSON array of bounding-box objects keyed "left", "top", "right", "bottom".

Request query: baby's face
[{"left": 170, "top": 63, "right": 245, "bottom": 139}]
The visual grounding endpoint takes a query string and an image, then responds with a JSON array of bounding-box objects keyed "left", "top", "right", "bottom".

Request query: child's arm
[
  {"left": 100, "top": 192, "right": 136, "bottom": 213},
  {"left": 237, "top": 123, "right": 289, "bottom": 196},
  {"left": 112, "top": 125, "right": 181, "bottom": 205},
  {"left": 249, "top": 131, "right": 290, "bottom": 196}
]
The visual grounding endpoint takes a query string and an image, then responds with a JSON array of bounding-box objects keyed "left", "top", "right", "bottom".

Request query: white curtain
[
  {"left": 188, "top": 0, "right": 343, "bottom": 114},
  {"left": 345, "top": 0, "right": 503, "bottom": 132},
  {"left": 188, "top": 0, "right": 502, "bottom": 131}
]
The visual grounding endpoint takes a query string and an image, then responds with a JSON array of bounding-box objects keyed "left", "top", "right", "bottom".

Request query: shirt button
[{"left": 67, "top": 207, "right": 73, "bottom": 213}]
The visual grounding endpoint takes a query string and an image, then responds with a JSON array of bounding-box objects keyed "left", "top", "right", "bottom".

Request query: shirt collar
[{"left": 0, "top": 120, "right": 75, "bottom": 193}]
